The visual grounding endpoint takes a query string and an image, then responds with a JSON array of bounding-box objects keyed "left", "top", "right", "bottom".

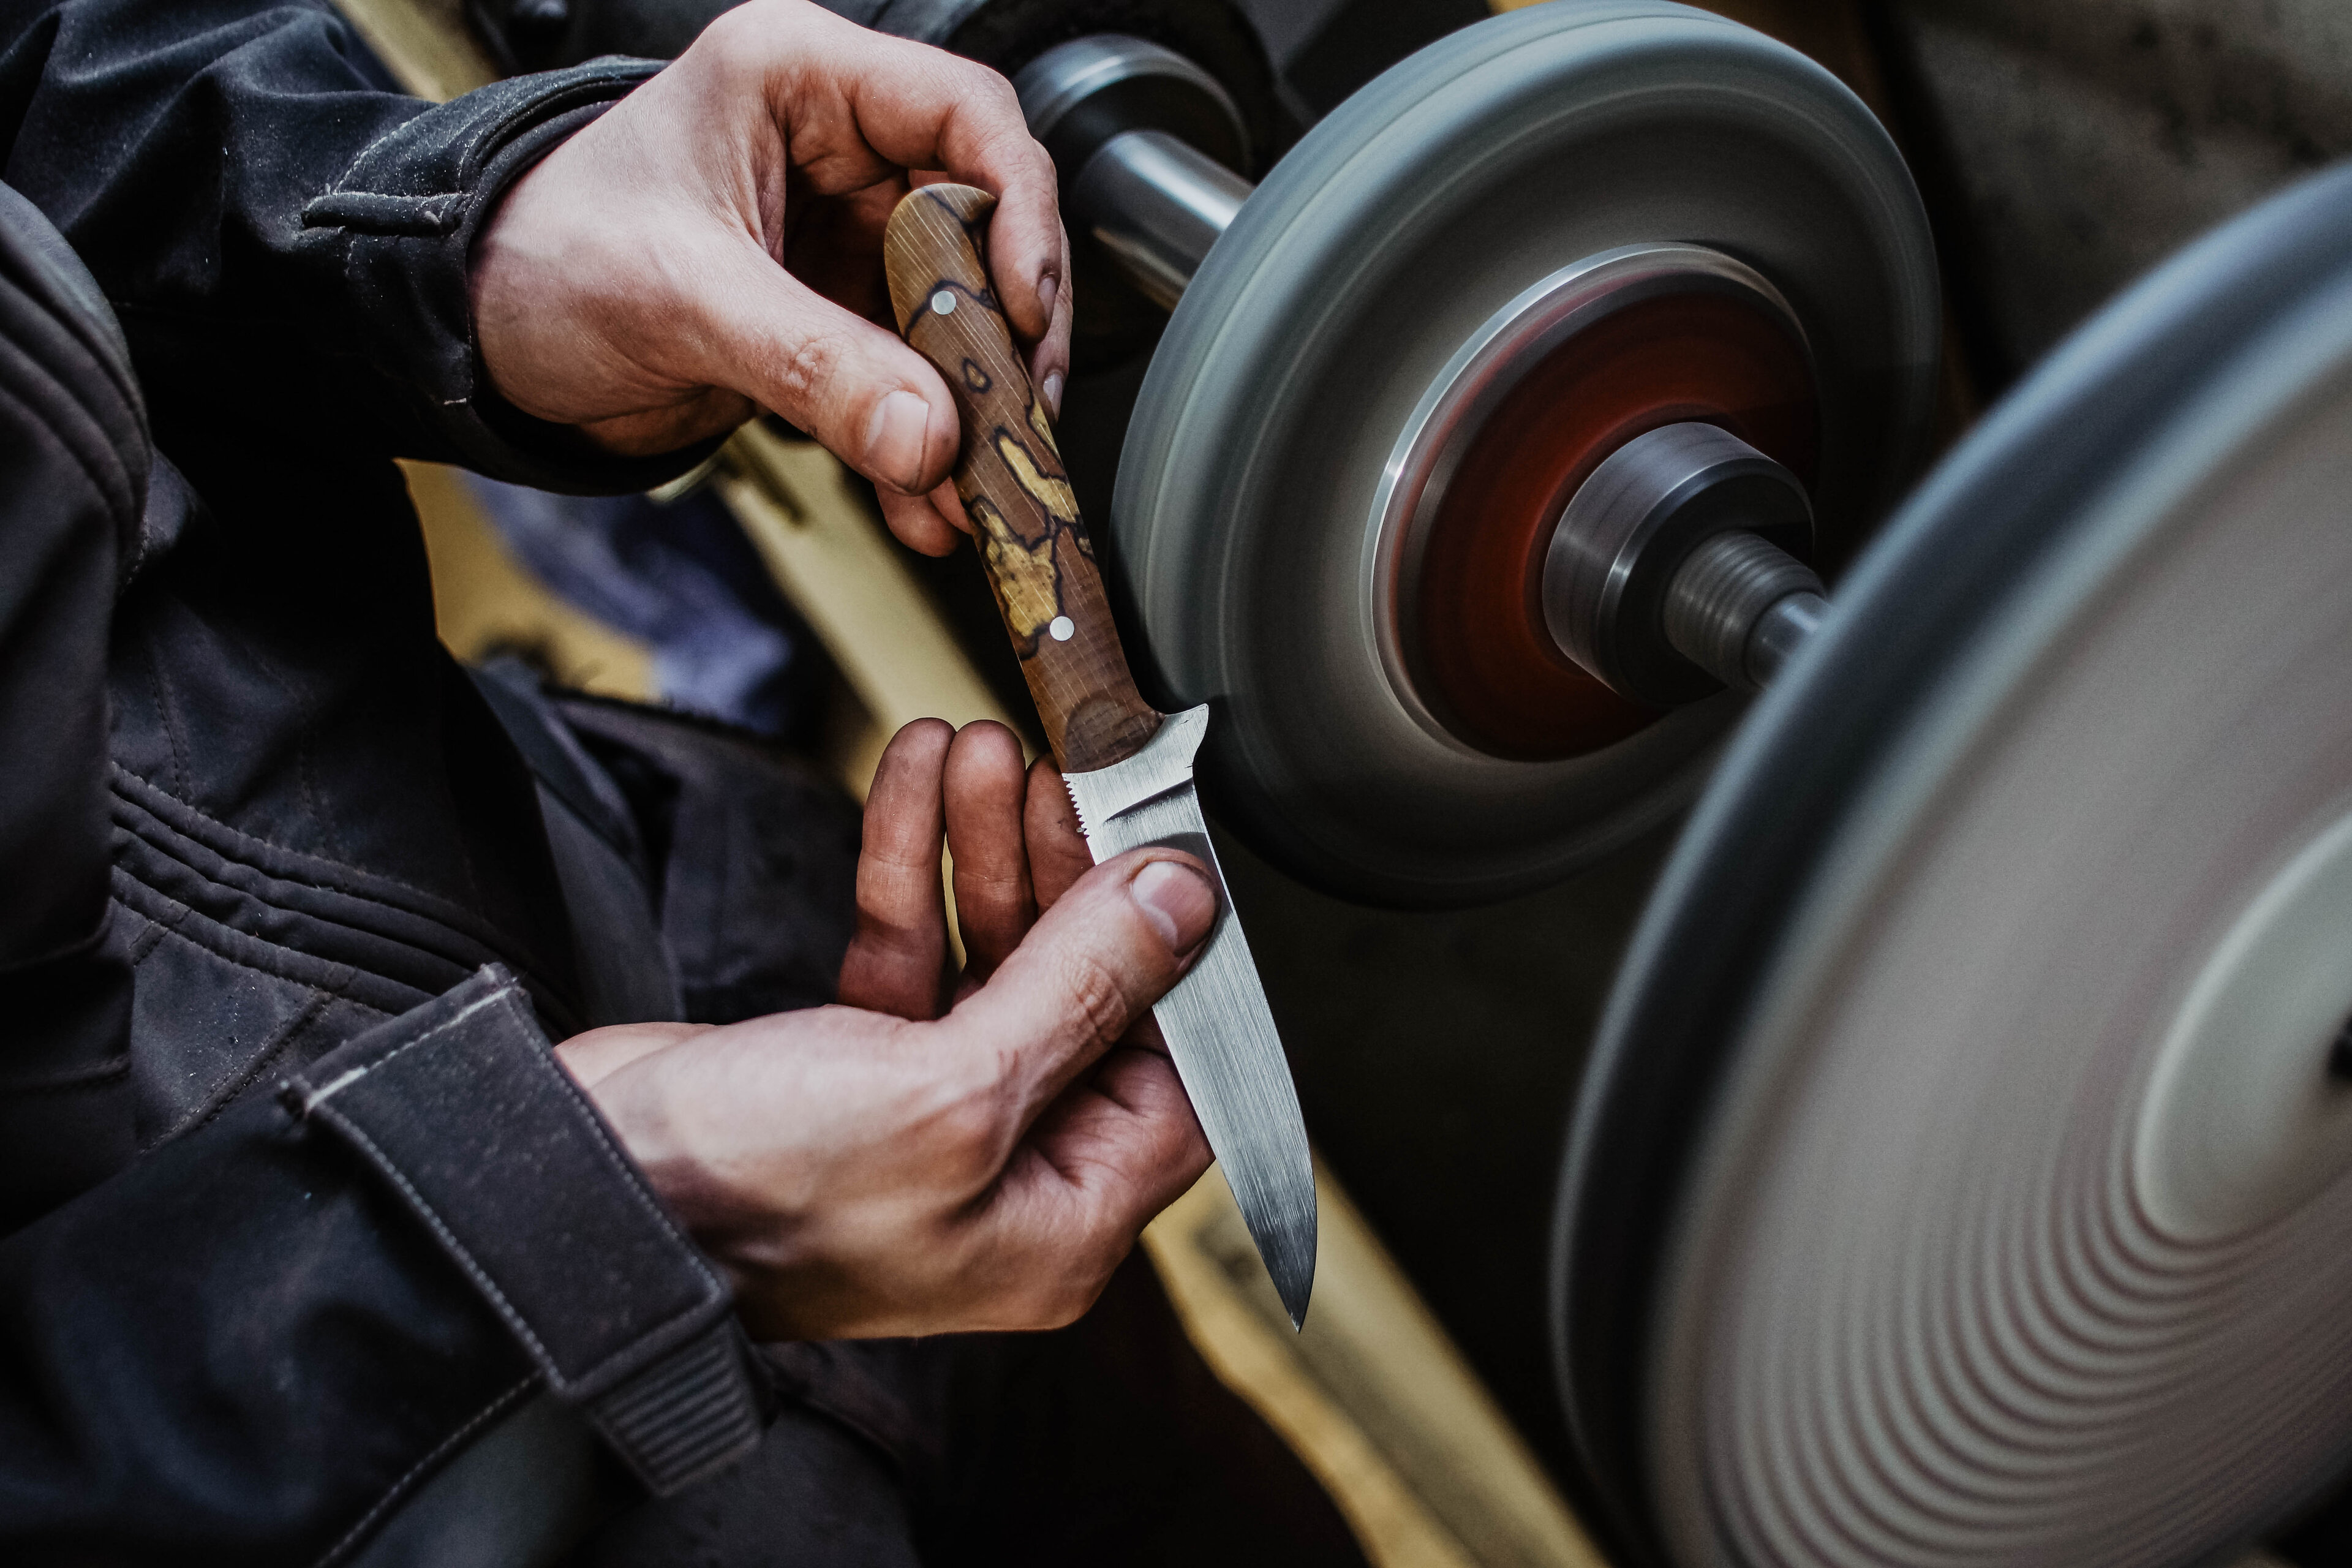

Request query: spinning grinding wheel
[
  {"left": 1093, "top": 1, "right": 1940, "bottom": 907},
  {"left": 1555, "top": 160, "right": 2352, "bottom": 1565}
]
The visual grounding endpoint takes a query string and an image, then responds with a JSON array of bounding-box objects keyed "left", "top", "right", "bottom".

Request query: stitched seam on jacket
[
  {"left": 164, "top": 980, "right": 345, "bottom": 1144},
  {"left": 112, "top": 816, "right": 508, "bottom": 987},
  {"left": 476, "top": 983, "right": 731, "bottom": 1389},
  {"left": 108, "top": 774, "right": 579, "bottom": 1027},
  {"left": 298, "top": 983, "right": 725, "bottom": 1389},
  {"left": 305, "top": 1095, "right": 564, "bottom": 1373},
  {"left": 0, "top": 320, "right": 139, "bottom": 524},
  {"left": 321, "top": 108, "right": 435, "bottom": 198},
  {"left": 311, "top": 1373, "right": 540, "bottom": 1568},
  {"left": 484, "top": 984, "right": 726, "bottom": 1303},
  {"left": 112, "top": 872, "right": 430, "bottom": 1017},
  {"left": 122, "top": 907, "right": 170, "bottom": 965},
  {"left": 291, "top": 987, "right": 505, "bottom": 1112},
  {"left": 114, "top": 765, "right": 518, "bottom": 933},
  {"left": 113, "top": 874, "right": 194, "bottom": 949},
  {"left": 138, "top": 641, "right": 194, "bottom": 797},
  {"left": 319, "top": 66, "right": 651, "bottom": 201},
  {"left": 452, "top": 70, "right": 660, "bottom": 189},
  {"left": 0, "top": 1054, "right": 130, "bottom": 1095}
]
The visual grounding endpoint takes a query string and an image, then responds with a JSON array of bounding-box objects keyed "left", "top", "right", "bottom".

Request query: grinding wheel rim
[
  {"left": 1108, "top": 0, "right": 1937, "bottom": 907},
  {"left": 1555, "top": 163, "right": 2352, "bottom": 1567}
]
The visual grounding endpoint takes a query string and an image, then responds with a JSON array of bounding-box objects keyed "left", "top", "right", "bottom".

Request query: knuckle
[
  {"left": 772, "top": 323, "right": 848, "bottom": 407},
  {"left": 951, "top": 56, "right": 1019, "bottom": 113},
  {"left": 1057, "top": 948, "right": 1134, "bottom": 1052}
]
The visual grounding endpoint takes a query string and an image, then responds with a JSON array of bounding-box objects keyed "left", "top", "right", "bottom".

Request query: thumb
[
  {"left": 944, "top": 850, "right": 1216, "bottom": 1118},
  {"left": 709, "top": 242, "right": 962, "bottom": 497}
]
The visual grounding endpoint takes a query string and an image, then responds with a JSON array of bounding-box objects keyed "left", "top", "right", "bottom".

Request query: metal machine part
[
  {"left": 1368, "top": 246, "right": 1817, "bottom": 757},
  {"left": 1014, "top": 32, "right": 1249, "bottom": 179},
  {"left": 1659, "top": 528, "right": 1824, "bottom": 693},
  {"left": 1068, "top": 128, "right": 1251, "bottom": 311},
  {"left": 1537, "top": 420, "right": 1815, "bottom": 707},
  {"left": 1014, "top": 35, "right": 1254, "bottom": 309},
  {"left": 1557, "top": 159, "right": 2352, "bottom": 1568},
  {"left": 1011, "top": 31, "right": 1263, "bottom": 353},
  {"left": 1107, "top": 2, "right": 1939, "bottom": 907}
]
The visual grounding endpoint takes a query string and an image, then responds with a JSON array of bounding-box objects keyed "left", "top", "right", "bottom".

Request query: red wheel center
[{"left": 1411, "top": 292, "right": 1818, "bottom": 760}]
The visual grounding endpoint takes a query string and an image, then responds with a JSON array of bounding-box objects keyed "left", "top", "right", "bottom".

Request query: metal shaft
[
  {"left": 1662, "top": 527, "right": 1827, "bottom": 692},
  {"left": 1069, "top": 129, "right": 1253, "bottom": 308}
]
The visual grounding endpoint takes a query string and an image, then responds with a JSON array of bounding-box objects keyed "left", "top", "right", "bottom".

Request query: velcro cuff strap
[{"left": 282, "top": 966, "right": 758, "bottom": 1493}]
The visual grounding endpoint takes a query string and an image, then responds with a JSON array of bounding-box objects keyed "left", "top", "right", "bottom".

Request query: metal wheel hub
[{"left": 1372, "top": 244, "right": 1817, "bottom": 758}]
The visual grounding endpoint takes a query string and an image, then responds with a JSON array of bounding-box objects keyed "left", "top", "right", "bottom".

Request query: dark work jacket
[{"left": 0, "top": 2, "right": 857, "bottom": 1559}]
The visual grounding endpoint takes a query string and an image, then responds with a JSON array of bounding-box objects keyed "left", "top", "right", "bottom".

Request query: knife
[{"left": 883, "top": 183, "right": 1317, "bottom": 1328}]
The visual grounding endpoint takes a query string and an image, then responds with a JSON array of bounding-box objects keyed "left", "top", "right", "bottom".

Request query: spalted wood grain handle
[{"left": 883, "top": 184, "right": 1161, "bottom": 774}]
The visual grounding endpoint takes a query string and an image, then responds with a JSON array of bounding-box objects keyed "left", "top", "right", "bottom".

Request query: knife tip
[
  {"left": 1234, "top": 1176, "right": 1317, "bottom": 1333},
  {"left": 1272, "top": 1257, "right": 1314, "bottom": 1333}
]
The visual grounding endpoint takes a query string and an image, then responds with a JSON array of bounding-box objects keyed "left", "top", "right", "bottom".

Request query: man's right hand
[{"left": 557, "top": 720, "right": 1215, "bottom": 1341}]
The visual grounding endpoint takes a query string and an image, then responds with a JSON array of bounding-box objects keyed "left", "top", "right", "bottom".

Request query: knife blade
[
  {"left": 1062, "top": 706, "right": 1316, "bottom": 1327},
  {"left": 882, "top": 182, "right": 1317, "bottom": 1326}
]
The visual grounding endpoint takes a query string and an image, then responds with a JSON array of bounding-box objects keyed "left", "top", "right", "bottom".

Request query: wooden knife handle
[{"left": 883, "top": 183, "right": 1161, "bottom": 774}]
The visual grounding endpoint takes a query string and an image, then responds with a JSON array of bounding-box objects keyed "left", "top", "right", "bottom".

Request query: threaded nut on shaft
[{"left": 1663, "top": 529, "right": 1826, "bottom": 692}]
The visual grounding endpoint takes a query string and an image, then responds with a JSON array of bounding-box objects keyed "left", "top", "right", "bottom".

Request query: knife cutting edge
[{"left": 882, "top": 182, "right": 1317, "bottom": 1328}]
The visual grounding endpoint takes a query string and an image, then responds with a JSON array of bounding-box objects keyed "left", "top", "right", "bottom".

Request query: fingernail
[
  {"left": 1042, "top": 371, "right": 1064, "bottom": 418},
  {"left": 1130, "top": 861, "right": 1215, "bottom": 954},
  {"left": 1036, "top": 272, "right": 1058, "bottom": 322},
  {"left": 864, "top": 390, "right": 932, "bottom": 492}
]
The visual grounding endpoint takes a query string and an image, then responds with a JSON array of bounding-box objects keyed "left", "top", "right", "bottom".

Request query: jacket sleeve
[
  {"left": 0, "top": 967, "right": 767, "bottom": 1562},
  {"left": 0, "top": 6, "right": 765, "bottom": 1556},
  {"left": 0, "top": 0, "right": 711, "bottom": 494}
]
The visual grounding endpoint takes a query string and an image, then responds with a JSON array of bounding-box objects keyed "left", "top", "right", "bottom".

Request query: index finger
[
  {"left": 1023, "top": 756, "right": 1092, "bottom": 911},
  {"left": 813, "top": 21, "right": 1068, "bottom": 352}
]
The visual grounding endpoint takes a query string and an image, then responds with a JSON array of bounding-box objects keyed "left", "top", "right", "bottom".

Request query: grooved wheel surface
[
  {"left": 1557, "top": 165, "right": 2352, "bottom": 1567},
  {"left": 1107, "top": 0, "right": 1937, "bottom": 907}
]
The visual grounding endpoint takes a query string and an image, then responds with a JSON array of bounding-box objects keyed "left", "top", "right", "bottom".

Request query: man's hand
[
  {"left": 469, "top": 0, "right": 1071, "bottom": 556},
  {"left": 560, "top": 720, "right": 1213, "bottom": 1341}
]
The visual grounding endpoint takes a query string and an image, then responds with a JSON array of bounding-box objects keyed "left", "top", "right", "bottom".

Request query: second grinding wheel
[
  {"left": 1107, "top": 0, "right": 1939, "bottom": 907},
  {"left": 1558, "top": 161, "right": 2352, "bottom": 1568}
]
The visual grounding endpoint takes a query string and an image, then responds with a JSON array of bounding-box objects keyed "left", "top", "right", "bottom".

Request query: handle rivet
[
  {"left": 930, "top": 288, "right": 957, "bottom": 317},
  {"left": 1049, "top": 615, "right": 1076, "bottom": 642}
]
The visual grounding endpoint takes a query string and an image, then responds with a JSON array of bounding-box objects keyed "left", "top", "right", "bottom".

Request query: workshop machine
[{"left": 491, "top": 1, "right": 2352, "bottom": 1561}]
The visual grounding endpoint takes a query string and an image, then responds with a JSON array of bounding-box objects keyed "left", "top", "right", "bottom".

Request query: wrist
[{"left": 573, "top": 1041, "right": 771, "bottom": 1260}]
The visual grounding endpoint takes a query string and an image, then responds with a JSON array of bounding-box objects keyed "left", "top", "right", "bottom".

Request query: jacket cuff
[
  {"left": 297, "top": 58, "right": 720, "bottom": 495},
  {"left": 281, "top": 965, "right": 761, "bottom": 1495}
]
